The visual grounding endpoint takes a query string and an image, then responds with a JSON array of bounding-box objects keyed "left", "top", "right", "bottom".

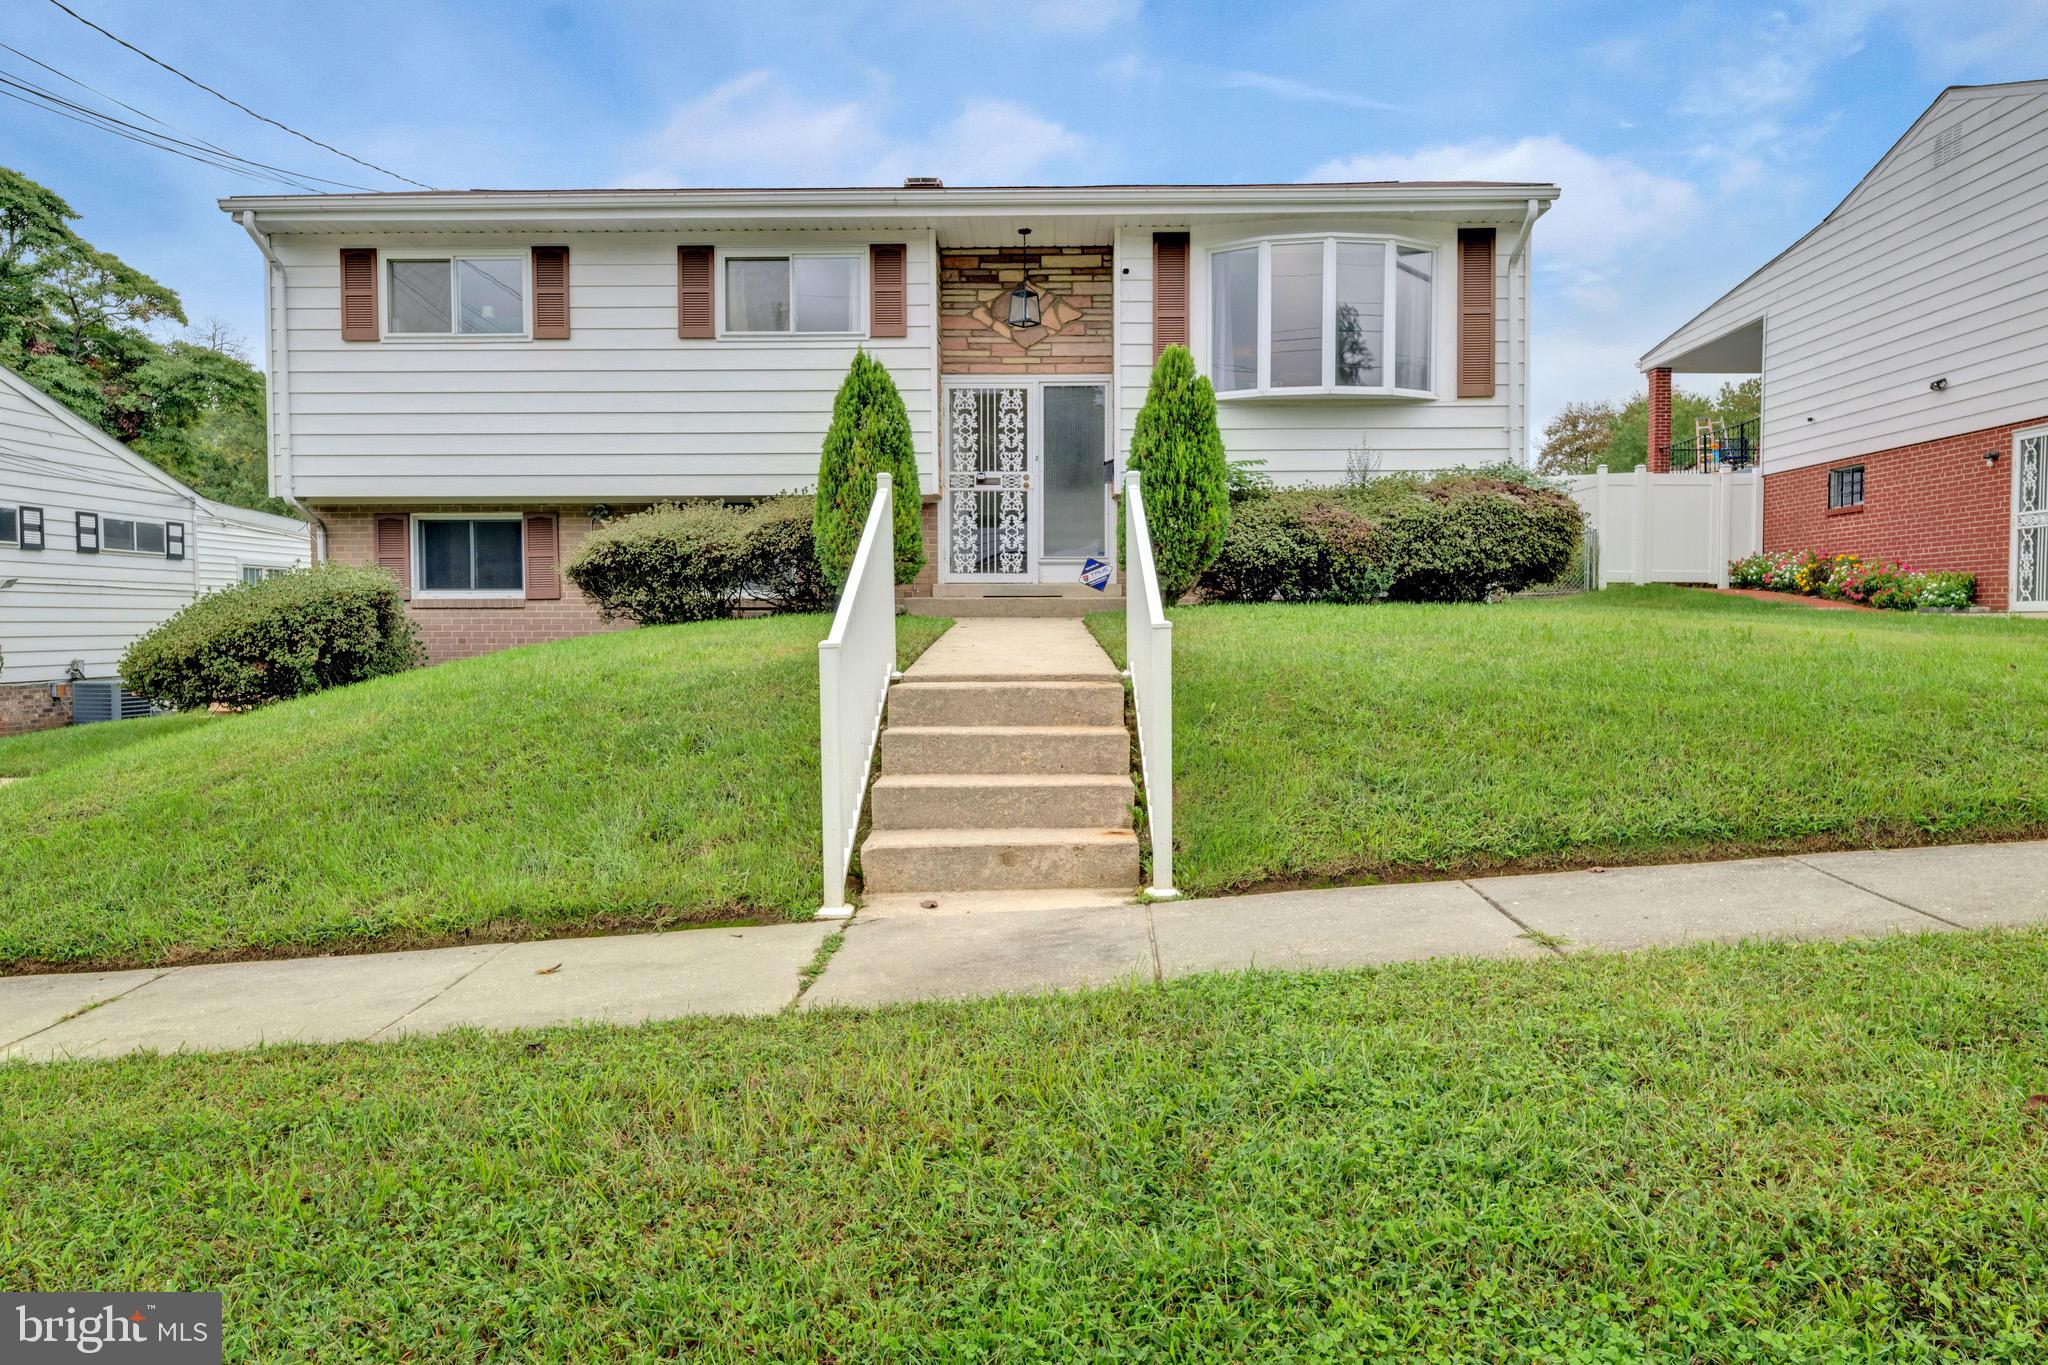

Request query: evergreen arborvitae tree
[
  {"left": 814, "top": 349, "right": 924, "bottom": 588},
  {"left": 1126, "top": 344, "right": 1229, "bottom": 601}
]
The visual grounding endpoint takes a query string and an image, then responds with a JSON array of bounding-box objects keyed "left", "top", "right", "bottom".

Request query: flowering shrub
[{"left": 1725, "top": 551, "right": 1977, "bottom": 611}]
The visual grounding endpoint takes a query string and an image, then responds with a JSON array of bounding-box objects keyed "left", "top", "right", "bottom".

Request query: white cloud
[
  {"left": 620, "top": 70, "right": 875, "bottom": 186},
  {"left": 1220, "top": 70, "right": 1403, "bottom": 112},
  {"left": 621, "top": 74, "right": 1087, "bottom": 188}
]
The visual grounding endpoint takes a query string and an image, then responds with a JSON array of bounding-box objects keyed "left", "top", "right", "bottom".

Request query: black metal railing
[{"left": 1659, "top": 417, "right": 1760, "bottom": 471}]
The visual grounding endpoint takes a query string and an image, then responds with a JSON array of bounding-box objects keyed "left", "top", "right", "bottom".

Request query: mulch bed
[{"left": 1701, "top": 587, "right": 1878, "bottom": 612}]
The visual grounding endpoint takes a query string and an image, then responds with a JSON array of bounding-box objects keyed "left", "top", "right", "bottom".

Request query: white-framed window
[
  {"left": 722, "top": 250, "right": 863, "bottom": 336},
  {"left": 240, "top": 564, "right": 291, "bottom": 586},
  {"left": 0, "top": 506, "right": 16, "bottom": 545},
  {"left": 414, "top": 515, "right": 523, "bottom": 595},
  {"left": 386, "top": 254, "right": 527, "bottom": 337},
  {"left": 1207, "top": 235, "right": 1436, "bottom": 397},
  {"left": 103, "top": 516, "right": 169, "bottom": 555}
]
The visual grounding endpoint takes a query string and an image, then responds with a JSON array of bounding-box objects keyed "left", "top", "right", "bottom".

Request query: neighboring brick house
[
  {"left": 223, "top": 179, "right": 1558, "bottom": 660},
  {"left": 1637, "top": 80, "right": 2048, "bottom": 611}
]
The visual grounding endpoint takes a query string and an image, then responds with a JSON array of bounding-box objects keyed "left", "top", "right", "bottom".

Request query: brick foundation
[
  {"left": 940, "top": 246, "right": 1112, "bottom": 375},
  {"left": 0, "top": 682, "right": 71, "bottom": 737},
  {"left": 1761, "top": 417, "right": 2038, "bottom": 611},
  {"left": 316, "top": 504, "right": 631, "bottom": 664},
  {"left": 901, "top": 497, "right": 940, "bottom": 598}
]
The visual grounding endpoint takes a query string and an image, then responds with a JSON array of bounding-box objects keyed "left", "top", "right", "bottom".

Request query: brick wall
[
  {"left": 939, "top": 246, "right": 1112, "bottom": 375},
  {"left": 0, "top": 682, "right": 70, "bottom": 737},
  {"left": 1762, "top": 417, "right": 2039, "bottom": 611},
  {"left": 902, "top": 497, "right": 940, "bottom": 598},
  {"left": 315, "top": 504, "right": 631, "bottom": 664}
]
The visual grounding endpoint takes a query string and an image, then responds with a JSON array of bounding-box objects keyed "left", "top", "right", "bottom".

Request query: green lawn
[
  {"left": 4, "top": 930, "right": 2045, "bottom": 1360},
  {"left": 0, "top": 710, "right": 213, "bottom": 777},
  {"left": 1092, "top": 587, "right": 2048, "bottom": 896},
  {"left": 0, "top": 615, "right": 947, "bottom": 969}
]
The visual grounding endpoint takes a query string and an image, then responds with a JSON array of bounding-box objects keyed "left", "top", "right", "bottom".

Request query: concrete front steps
[
  {"left": 902, "top": 596, "right": 1120, "bottom": 618},
  {"left": 859, "top": 619, "right": 1139, "bottom": 897}
]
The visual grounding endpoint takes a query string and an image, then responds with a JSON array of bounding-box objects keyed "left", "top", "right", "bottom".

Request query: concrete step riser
[
  {"left": 888, "top": 683, "right": 1124, "bottom": 728},
  {"left": 902, "top": 598, "right": 1121, "bottom": 618},
  {"left": 881, "top": 728, "right": 1129, "bottom": 776},
  {"left": 862, "top": 837, "right": 1140, "bottom": 893},
  {"left": 871, "top": 779, "right": 1133, "bottom": 830}
]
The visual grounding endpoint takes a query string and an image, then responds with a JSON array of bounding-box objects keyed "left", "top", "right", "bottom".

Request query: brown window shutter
[
  {"left": 374, "top": 513, "right": 410, "bottom": 594},
  {"left": 1152, "top": 232, "right": 1189, "bottom": 360},
  {"left": 340, "top": 248, "right": 378, "bottom": 341},
  {"left": 524, "top": 512, "right": 561, "bottom": 600},
  {"left": 1456, "top": 228, "right": 1497, "bottom": 399},
  {"left": 677, "top": 245, "right": 714, "bottom": 338},
  {"left": 869, "top": 243, "right": 907, "bottom": 338},
  {"left": 532, "top": 246, "right": 570, "bottom": 339}
]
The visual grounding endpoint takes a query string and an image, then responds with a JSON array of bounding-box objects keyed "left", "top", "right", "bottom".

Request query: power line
[
  {"left": 0, "top": 40, "right": 363, "bottom": 188},
  {"left": 43, "top": 0, "right": 434, "bottom": 190},
  {"left": 0, "top": 73, "right": 334, "bottom": 191},
  {"left": 0, "top": 51, "right": 376, "bottom": 191}
]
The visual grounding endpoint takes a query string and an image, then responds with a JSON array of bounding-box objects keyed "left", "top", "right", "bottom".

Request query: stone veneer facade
[
  {"left": 0, "top": 682, "right": 71, "bottom": 737},
  {"left": 939, "top": 246, "right": 1113, "bottom": 376}
]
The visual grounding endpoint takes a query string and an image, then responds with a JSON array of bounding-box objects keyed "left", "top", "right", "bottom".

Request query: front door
[
  {"left": 2016, "top": 426, "right": 2048, "bottom": 608},
  {"left": 942, "top": 380, "right": 1111, "bottom": 584}
]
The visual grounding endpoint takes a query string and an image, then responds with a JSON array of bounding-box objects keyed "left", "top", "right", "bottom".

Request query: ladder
[{"left": 1695, "top": 415, "right": 1730, "bottom": 470}]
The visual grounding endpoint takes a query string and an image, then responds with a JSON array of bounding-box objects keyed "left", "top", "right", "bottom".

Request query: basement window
[
  {"left": 415, "top": 516, "right": 523, "bottom": 595},
  {"left": 1827, "top": 466, "right": 1865, "bottom": 510}
]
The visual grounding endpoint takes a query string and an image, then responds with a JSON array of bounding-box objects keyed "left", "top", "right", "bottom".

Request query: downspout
[
  {"left": 1503, "top": 198, "right": 1542, "bottom": 466},
  {"left": 236, "top": 211, "right": 327, "bottom": 560}
]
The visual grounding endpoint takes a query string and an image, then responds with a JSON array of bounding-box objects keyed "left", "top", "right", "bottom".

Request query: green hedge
[
  {"left": 1201, "top": 473, "right": 1583, "bottom": 605},
  {"left": 120, "top": 564, "right": 421, "bottom": 709},
  {"left": 563, "top": 497, "right": 831, "bottom": 625}
]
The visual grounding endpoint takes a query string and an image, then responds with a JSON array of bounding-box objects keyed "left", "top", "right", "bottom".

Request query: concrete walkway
[{"left": 7, "top": 841, "right": 2048, "bottom": 1061}]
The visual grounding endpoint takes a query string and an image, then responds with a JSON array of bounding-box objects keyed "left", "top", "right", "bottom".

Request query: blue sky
[{"left": 9, "top": 0, "right": 2048, "bottom": 447}]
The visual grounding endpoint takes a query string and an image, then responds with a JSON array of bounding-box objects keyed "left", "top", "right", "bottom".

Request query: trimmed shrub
[
  {"left": 1200, "top": 475, "right": 1581, "bottom": 605},
  {"left": 565, "top": 498, "right": 833, "bottom": 624},
  {"left": 738, "top": 496, "right": 832, "bottom": 613},
  {"left": 815, "top": 350, "right": 924, "bottom": 588},
  {"left": 1378, "top": 477, "right": 1583, "bottom": 602},
  {"left": 120, "top": 564, "right": 420, "bottom": 710},
  {"left": 1202, "top": 491, "right": 1390, "bottom": 604},
  {"left": 1917, "top": 571, "right": 1976, "bottom": 610},
  {"left": 565, "top": 502, "right": 746, "bottom": 624},
  {"left": 1126, "top": 345, "right": 1230, "bottom": 602}
]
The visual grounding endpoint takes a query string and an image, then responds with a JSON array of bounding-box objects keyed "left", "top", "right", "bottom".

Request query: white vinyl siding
[
  {"left": 270, "top": 231, "right": 937, "bottom": 500},
  {"left": 1122, "top": 220, "right": 1522, "bottom": 483},
  {"left": 0, "top": 372, "right": 306, "bottom": 686},
  {"left": 1645, "top": 83, "right": 2048, "bottom": 474}
]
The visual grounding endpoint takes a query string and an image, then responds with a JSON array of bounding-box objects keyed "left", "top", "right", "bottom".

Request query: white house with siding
[
  {"left": 220, "top": 179, "right": 1555, "bottom": 659},
  {"left": 0, "top": 364, "right": 308, "bottom": 733},
  {"left": 1637, "top": 79, "right": 2048, "bottom": 611}
]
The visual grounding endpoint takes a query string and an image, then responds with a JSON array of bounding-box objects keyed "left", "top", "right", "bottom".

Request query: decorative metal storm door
[
  {"left": 2018, "top": 430, "right": 2048, "bottom": 607},
  {"left": 946, "top": 385, "right": 1032, "bottom": 578}
]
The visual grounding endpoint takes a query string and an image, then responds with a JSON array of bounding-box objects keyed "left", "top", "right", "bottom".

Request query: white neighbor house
[
  {"left": 219, "top": 179, "right": 1556, "bottom": 661},
  {"left": 0, "top": 364, "right": 309, "bottom": 733}
]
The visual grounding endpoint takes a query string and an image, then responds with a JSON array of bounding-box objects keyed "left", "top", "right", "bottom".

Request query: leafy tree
[
  {"left": 0, "top": 165, "right": 289, "bottom": 516},
  {"left": 1535, "top": 399, "right": 1621, "bottom": 475},
  {"left": 1597, "top": 378, "right": 1762, "bottom": 471},
  {"left": 1125, "top": 345, "right": 1229, "bottom": 602},
  {"left": 814, "top": 349, "right": 923, "bottom": 588}
]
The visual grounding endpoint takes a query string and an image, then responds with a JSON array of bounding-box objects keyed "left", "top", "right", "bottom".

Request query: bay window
[{"left": 1207, "top": 236, "right": 1435, "bottom": 396}]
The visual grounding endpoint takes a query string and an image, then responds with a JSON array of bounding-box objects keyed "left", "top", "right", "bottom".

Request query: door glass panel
[
  {"left": 2019, "top": 434, "right": 2046, "bottom": 605},
  {"left": 1042, "top": 385, "right": 1107, "bottom": 560}
]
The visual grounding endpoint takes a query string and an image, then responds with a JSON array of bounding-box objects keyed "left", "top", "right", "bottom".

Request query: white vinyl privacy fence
[
  {"left": 1122, "top": 473, "right": 1176, "bottom": 899},
  {"left": 816, "top": 473, "right": 898, "bottom": 919},
  {"left": 1564, "top": 465, "right": 1762, "bottom": 588}
]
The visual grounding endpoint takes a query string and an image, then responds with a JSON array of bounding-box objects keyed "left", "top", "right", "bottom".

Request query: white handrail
[
  {"left": 817, "top": 472, "right": 897, "bottom": 919},
  {"left": 1123, "top": 473, "right": 1176, "bottom": 898}
]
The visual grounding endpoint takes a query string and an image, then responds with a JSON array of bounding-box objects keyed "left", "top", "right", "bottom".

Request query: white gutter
[
  {"left": 1503, "top": 198, "right": 1543, "bottom": 465},
  {"left": 236, "top": 211, "right": 326, "bottom": 560}
]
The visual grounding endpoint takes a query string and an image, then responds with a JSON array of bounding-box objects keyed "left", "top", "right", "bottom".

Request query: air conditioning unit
[{"left": 70, "top": 679, "right": 160, "bottom": 725}]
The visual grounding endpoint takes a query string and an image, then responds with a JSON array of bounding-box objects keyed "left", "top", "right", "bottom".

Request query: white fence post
[
  {"left": 1122, "top": 472, "right": 1176, "bottom": 899},
  {"left": 1594, "top": 464, "right": 1611, "bottom": 587},
  {"left": 1633, "top": 463, "right": 1651, "bottom": 586},
  {"left": 817, "top": 472, "right": 897, "bottom": 920},
  {"left": 1714, "top": 471, "right": 1734, "bottom": 588}
]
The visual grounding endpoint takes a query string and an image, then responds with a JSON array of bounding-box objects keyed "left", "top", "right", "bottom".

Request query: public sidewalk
[{"left": 7, "top": 840, "right": 2048, "bottom": 1061}]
